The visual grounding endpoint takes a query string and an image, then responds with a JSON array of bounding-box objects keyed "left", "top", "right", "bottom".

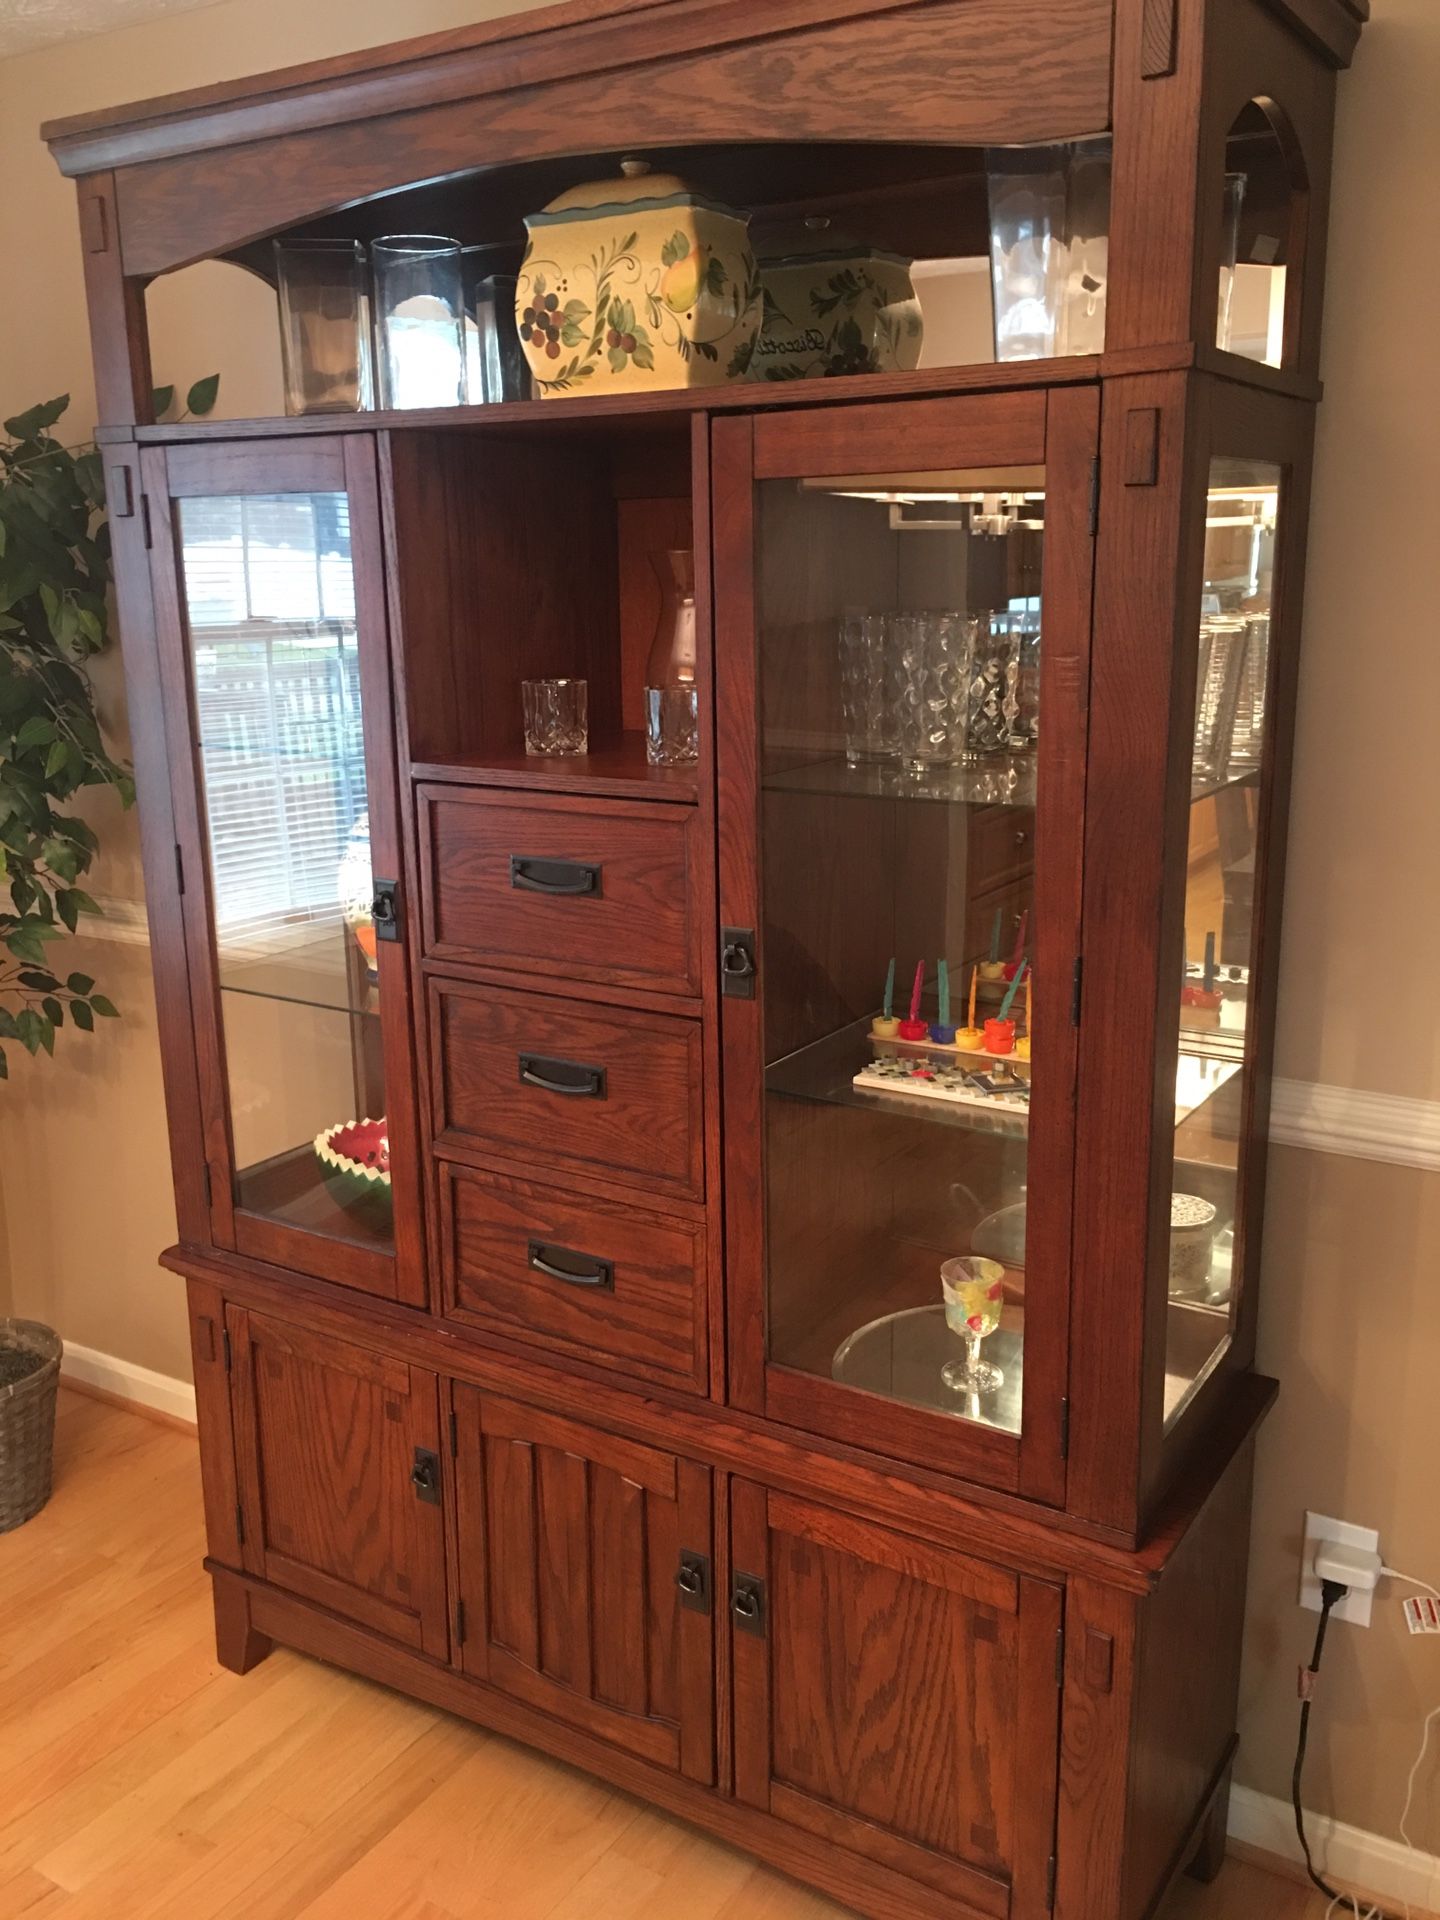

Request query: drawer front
[
  {"left": 968, "top": 805, "right": 1036, "bottom": 894},
  {"left": 441, "top": 1165, "right": 706, "bottom": 1390},
  {"left": 432, "top": 980, "right": 704, "bottom": 1203},
  {"left": 419, "top": 785, "right": 702, "bottom": 998}
]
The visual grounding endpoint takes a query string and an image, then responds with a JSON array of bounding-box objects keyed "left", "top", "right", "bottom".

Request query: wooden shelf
[{"left": 411, "top": 733, "right": 699, "bottom": 803}]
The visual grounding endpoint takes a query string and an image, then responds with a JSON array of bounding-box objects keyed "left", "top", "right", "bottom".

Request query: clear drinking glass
[
  {"left": 986, "top": 148, "right": 1068, "bottom": 361},
  {"left": 465, "top": 263, "right": 531, "bottom": 404},
  {"left": 274, "top": 239, "right": 374, "bottom": 415},
  {"left": 940, "top": 1257, "right": 1007, "bottom": 1394},
  {"left": 522, "top": 678, "right": 588, "bottom": 756},
  {"left": 373, "top": 236, "right": 468, "bottom": 410},
  {"left": 645, "top": 687, "right": 700, "bottom": 766},
  {"left": 894, "top": 612, "right": 973, "bottom": 769},
  {"left": 836, "top": 611, "right": 896, "bottom": 764},
  {"left": 1216, "top": 173, "right": 1247, "bottom": 353},
  {"left": 1058, "top": 136, "right": 1112, "bottom": 356},
  {"left": 966, "top": 616, "right": 1022, "bottom": 756}
]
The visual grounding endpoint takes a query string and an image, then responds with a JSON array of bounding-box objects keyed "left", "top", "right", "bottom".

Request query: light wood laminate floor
[{"left": 0, "top": 1391, "right": 1354, "bottom": 1919}]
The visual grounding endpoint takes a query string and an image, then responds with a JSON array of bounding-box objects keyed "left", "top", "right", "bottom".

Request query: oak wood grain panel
[
  {"left": 732, "top": 1482, "right": 1063, "bottom": 1918},
  {"left": 75, "top": 172, "right": 152, "bottom": 427},
  {"left": 753, "top": 389, "right": 1048, "bottom": 481},
  {"left": 225, "top": 1305, "right": 448, "bottom": 1657},
  {"left": 1056, "top": 1579, "right": 1138, "bottom": 1920},
  {"left": 431, "top": 978, "right": 705, "bottom": 1203},
  {"left": 453, "top": 1385, "right": 714, "bottom": 1781},
  {"left": 92, "top": 0, "right": 1112, "bottom": 273},
  {"left": 106, "top": 445, "right": 209, "bottom": 1245},
  {"left": 1068, "top": 371, "right": 1193, "bottom": 1534},
  {"left": 440, "top": 1163, "right": 707, "bottom": 1390},
  {"left": 1120, "top": 1441, "right": 1255, "bottom": 1920},
  {"left": 186, "top": 1276, "right": 241, "bottom": 1567},
  {"left": 418, "top": 784, "right": 703, "bottom": 998}
]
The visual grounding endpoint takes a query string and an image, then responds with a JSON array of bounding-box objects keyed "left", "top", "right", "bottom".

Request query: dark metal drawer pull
[
  {"left": 527, "top": 1240, "right": 614, "bottom": 1291},
  {"left": 517, "top": 1052, "right": 607, "bottom": 1099},
  {"left": 510, "top": 855, "right": 601, "bottom": 897}
]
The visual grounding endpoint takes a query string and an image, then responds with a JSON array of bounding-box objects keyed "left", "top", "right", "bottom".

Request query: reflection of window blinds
[{"left": 179, "top": 495, "right": 368, "bottom": 942}]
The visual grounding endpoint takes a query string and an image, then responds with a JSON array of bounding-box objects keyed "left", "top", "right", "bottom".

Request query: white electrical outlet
[{"left": 1300, "top": 1511, "right": 1379, "bottom": 1627}]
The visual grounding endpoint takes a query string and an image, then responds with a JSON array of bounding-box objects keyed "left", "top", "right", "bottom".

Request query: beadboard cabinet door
[
  {"left": 227, "top": 1306, "right": 449, "bottom": 1658},
  {"left": 730, "top": 1481, "right": 1063, "bottom": 1920},
  {"left": 452, "top": 1386, "right": 714, "bottom": 1784}
]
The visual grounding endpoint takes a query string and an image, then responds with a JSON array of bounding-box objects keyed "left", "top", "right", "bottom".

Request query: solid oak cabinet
[{"left": 47, "top": 0, "right": 1367, "bottom": 1915}]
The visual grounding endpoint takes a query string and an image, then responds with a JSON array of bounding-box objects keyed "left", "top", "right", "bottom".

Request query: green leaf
[
  {"left": 4, "top": 396, "right": 68, "bottom": 440},
  {"left": 45, "top": 740, "right": 69, "bottom": 780},
  {"left": 0, "top": 1047, "right": 8, "bottom": 1080},
  {"left": 70, "top": 998, "right": 93, "bottom": 1032},
  {"left": 42, "top": 996, "right": 63, "bottom": 1028},
  {"left": 89, "top": 994, "right": 118, "bottom": 1018},
  {"left": 66, "top": 971, "right": 94, "bottom": 995},
  {"left": 186, "top": 374, "right": 220, "bottom": 417},
  {"left": 36, "top": 1015, "right": 54, "bottom": 1056},
  {"left": 7, "top": 925, "right": 47, "bottom": 965},
  {"left": 18, "top": 969, "right": 58, "bottom": 992},
  {"left": 14, "top": 716, "right": 55, "bottom": 750},
  {"left": 16, "top": 1007, "right": 43, "bottom": 1054},
  {"left": 150, "top": 384, "right": 175, "bottom": 420},
  {"left": 42, "top": 836, "right": 81, "bottom": 881},
  {"left": 660, "top": 231, "right": 690, "bottom": 268},
  {"left": 0, "top": 1007, "right": 17, "bottom": 1038},
  {"left": 56, "top": 887, "right": 98, "bottom": 930},
  {"left": 631, "top": 341, "right": 656, "bottom": 372}
]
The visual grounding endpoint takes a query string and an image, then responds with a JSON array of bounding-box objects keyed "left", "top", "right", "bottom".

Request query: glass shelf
[
  {"left": 217, "top": 924, "right": 378, "bottom": 1020},
  {"left": 767, "top": 1019, "right": 1031, "bottom": 1140},
  {"left": 763, "top": 752, "right": 1037, "bottom": 809},
  {"left": 832, "top": 1306, "right": 1023, "bottom": 1437}
]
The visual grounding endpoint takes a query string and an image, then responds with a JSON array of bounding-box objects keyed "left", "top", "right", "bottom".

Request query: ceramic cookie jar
[{"left": 516, "top": 158, "right": 762, "bottom": 396}]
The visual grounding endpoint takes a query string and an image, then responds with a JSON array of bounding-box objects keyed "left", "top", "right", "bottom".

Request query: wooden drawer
[
  {"left": 440, "top": 1165, "right": 707, "bottom": 1391},
  {"left": 431, "top": 979, "right": 704, "bottom": 1204},
  {"left": 968, "top": 805, "right": 1036, "bottom": 894},
  {"left": 419, "top": 784, "right": 703, "bottom": 998}
]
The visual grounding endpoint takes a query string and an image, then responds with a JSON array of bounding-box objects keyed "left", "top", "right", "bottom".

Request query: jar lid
[
  {"left": 1171, "top": 1192, "right": 1218, "bottom": 1231},
  {"left": 527, "top": 157, "right": 748, "bottom": 227}
]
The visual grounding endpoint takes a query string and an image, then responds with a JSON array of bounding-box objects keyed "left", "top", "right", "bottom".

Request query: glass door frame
[
  {"left": 142, "top": 434, "right": 426, "bottom": 1307},
  {"left": 713, "top": 385, "right": 1100, "bottom": 1504},
  {"left": 1152, "top": 379, "right": 1313, "bottom": 1497}
]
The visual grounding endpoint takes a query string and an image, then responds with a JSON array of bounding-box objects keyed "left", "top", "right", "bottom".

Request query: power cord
[{"left": 1294, "top": 1579, "right": 1400, "bottom": 1920}]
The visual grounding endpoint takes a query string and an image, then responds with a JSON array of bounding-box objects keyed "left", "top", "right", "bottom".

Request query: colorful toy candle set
[{"left": 857, "top": 955, "right": 1033, "bottom": 1117}]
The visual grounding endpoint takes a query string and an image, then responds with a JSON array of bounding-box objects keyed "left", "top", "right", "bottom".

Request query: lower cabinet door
[
  {"left": 227, "top": 1307, "right": 449, "bottom": 1659},
  {"left": 730, "top": 1482, "right": 1062, "bottom": 1920},
  {"left": 452, "top": 1386, "right": 714, "bottom": 1784}
]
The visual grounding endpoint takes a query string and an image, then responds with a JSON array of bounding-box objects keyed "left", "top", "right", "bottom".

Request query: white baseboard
[
  {"left": 1229, "top": 1784, "right": 1440, "bottom": 1913},
  {"left": 60, "top": 1342, "right": 196, "bottom": 1427}
]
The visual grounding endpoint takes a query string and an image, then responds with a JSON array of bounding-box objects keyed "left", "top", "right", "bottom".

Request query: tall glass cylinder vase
[
  {"left": 966, "top": 616, "right": 1022, "bottom": 756},
  {"left": 895, "top": 612, "right": 973, "bottom": 770},
  {"left": 373, "top": 236, "right": 468, "bottom": 410},
  {"left": 274, "top": 239, "right": 374, "bottom": 415},
  {"left": 836, "top": 611, "right": 897, "bottom": 765}
]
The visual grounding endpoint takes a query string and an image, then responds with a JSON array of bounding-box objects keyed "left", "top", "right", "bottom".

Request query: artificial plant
[{"left": 0, "top": 380, "right": 217, "bottom": 1077}]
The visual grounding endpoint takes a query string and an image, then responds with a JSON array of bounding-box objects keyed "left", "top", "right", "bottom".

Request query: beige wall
[{"left": 1, "top": 0, "right": 1437, "bottom": 1869}]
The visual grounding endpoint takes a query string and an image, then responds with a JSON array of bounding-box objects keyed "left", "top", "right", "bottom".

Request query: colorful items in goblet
[{"left": 940, "top": 1256, "right": 1007, "bottom": 1394}]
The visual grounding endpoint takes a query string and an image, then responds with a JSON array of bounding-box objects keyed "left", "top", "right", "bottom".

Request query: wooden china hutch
[{"left": 45, "top": 0, "right": 1366, "bottom": 1914}]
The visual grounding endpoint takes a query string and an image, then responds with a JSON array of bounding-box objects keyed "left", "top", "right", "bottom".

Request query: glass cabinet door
[
  {"left": 148, "top": 439, "right": 423, "bottom": 1305},
  {"left": 1163, "top": 454, "right": 1283, "bottom": 1430},
  {"left": 716, "top": 393, "right": 1097, "bottom": 1500}
]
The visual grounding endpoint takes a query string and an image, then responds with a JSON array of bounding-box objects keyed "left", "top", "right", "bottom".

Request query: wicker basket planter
[{"left": 0, "top": 1319, "right": 63, "bottom": 1533}]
